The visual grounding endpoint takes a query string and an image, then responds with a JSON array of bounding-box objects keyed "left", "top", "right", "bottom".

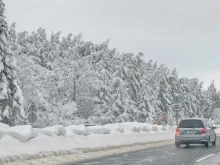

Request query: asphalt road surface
[{"left": 68, "top": 137, "right": 220, "bottom": 165}]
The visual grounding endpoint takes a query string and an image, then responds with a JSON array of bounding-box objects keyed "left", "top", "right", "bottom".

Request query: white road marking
[
  {"left": 194, "top": 154, "right": 215, "bottom": 163},
  {"left": 107, "top": 156, "right": 121, "bottom": 160},
  {"left": 164, "top": 150, "right": 175, "bottom": 155},
  {"left": 85, "top": 162, "right": 100, "bottom": 165}
]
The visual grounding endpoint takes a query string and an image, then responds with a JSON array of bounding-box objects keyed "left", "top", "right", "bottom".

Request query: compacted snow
[
  {"left": 0, "top": 122, "right": 176, "bottom": 164},
  {"left": 3, "top": 123, "right": 220, "bottom": 165}
]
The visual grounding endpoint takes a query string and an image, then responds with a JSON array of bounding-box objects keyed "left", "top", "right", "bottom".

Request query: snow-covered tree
[
  {"left": 0, "top": 1, "right": 24, "bottom": 125},
  {"left": 6, "top": 21, "right": 220, "bottom": 126},
  {"left": 157, "top": 76, "right": 172, "bottom": 124},
  {"left": 203, "top": 81, "right": 218, "bottom": 118}
]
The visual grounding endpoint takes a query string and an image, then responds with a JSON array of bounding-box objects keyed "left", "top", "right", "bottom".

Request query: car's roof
[{"left": 181, "top": 118, "right": 208, "bottom": 122}]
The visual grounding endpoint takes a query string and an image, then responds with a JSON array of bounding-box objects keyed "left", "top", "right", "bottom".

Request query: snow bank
[
  {"left": 215, "top": 128, "right": 220, "bottom": 134},
  {"left": 103, "top": 122, "right": 169, "bottom": 133},
  {"left": 34, "top": 128, "right": 52, "bottom": 137},
  {"left": 0, "top": 122, "right": 175, "bottom": 144},
  {"left": 0, "top": 125, "right": 66, "bottom": 143},
  {"left": 66, "top": 125, "right": 88, "bottom": 136},
  {"left": 152, "top": 125, "right": 159, "bottom": 131},
  {"left": 40, "top": 125, "right": 66, "bottom": 136},
  {"left": 87, "top": 126, "right": 111, "bottom": 134},
  {"left": 130, "top": 126, "right": 141, "bottom": 133},
  {"left": 66, "top": 125, "right": 111, "bottom": 135},
  {"left": 141, "top": 126, "right": 150, "bottom": 132},
  {"left": 0, "top": 122, "right": 177, "bottom": 164},
  {"left": 0, "top": 123, "right": 9, "bottom": 129},
  {"left": 0, "top": 125, "right": 34, "bottom": 143},
  {"left": 0, "top": 131, "right": 174, "bottom": 164},
  {"left": 115, "top": 127, "right": 124, "bottom": 133}
]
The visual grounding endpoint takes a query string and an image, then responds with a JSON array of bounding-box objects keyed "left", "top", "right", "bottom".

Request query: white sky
[{"left": 4, "top": 0, "right": 220, "bottom": 90}]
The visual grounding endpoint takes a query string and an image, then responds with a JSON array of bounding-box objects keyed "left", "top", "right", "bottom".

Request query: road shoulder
[{"left": 3, "top": 140, "right": 174, "bottom": 165}]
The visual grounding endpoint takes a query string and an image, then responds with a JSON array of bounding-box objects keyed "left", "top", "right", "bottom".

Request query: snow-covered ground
[
  {"left": 214, "top": 128, "right": 220, "bottom": 134},
  {"left": 0, "top": 122, "right": 176, "bottom": 164}
]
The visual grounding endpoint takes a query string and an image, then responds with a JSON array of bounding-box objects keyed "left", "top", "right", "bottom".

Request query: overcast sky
[{"left": 4, "top": 0, "right": 220, "bottom": 90}]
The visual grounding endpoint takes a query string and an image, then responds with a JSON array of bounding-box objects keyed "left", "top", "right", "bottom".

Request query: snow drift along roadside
[
  {"left": 4, "top": 140, "right": 174, "bottom": 165},
  {"left": 0, "top": 122, "right": 176, "bottom": 142},
  {"left": 0, "top": 122, "right": 176, "bottom": 164},
  {"left": 0, "top": 125, "right": 34, "bottom": 143},
  {"left": 0, "top": 132, "right": 174, "bottom": 164},
  {"left": 34, "top": 125, "right": 66, "bottom": 137}
]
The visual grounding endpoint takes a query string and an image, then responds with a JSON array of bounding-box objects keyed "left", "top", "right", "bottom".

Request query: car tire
[
  {"left": 175, "top": 142, "right": 181, "bottom": 148},
  {"left": 212, "top": 136, "right": 216, "bottom": 146},
  {"left": 205, "top": 141, "right": 209, "bottom": 148}
]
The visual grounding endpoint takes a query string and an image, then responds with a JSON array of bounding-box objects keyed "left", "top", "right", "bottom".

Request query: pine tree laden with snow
[
  {"left": 7, "top": 22, "right": 220, "bottom": 126},
  {"left": 0, "top": 1, "right": 24, "bottom": 125}
]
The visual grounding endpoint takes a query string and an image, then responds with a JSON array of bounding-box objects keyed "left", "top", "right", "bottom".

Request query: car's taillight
[
  {"left": 176, "top": 128, "right": 180, "bottom": 136},
  {"left": 201, "top": 127, "right": 206, "bottom": 134}
]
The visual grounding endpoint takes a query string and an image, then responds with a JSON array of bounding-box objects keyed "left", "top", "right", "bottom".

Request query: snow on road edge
[
  {"left": 3, "top": 140, "right": 174, "bottom": 165},
  {"left": 2, "top": 128, "right": 220, "bottom": 165},
  {"left": 0, "top": 122, "right": 175, "bottom": 165}
]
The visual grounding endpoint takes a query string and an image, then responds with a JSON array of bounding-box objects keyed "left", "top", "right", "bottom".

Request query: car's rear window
[{"left": 178, "top": 120, "right": 204, "bottom": 128}]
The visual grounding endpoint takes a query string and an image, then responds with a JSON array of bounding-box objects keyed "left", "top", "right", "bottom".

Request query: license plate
[{"left": 185, "top": 130, "right": 197, "bottom": 134}]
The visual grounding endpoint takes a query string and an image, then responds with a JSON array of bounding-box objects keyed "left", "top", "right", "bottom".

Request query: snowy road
[{"left": 68, "top": 137, "right": 220, "bottom": 165}]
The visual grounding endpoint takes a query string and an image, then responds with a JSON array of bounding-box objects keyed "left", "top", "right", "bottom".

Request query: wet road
[{"left": 68, "top": 137, "right": 220, "bottom": 165}]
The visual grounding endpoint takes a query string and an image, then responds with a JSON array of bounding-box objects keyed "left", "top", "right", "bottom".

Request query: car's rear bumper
[{"left": 175, "top": 135, "right": 208, "bottom": 144}]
